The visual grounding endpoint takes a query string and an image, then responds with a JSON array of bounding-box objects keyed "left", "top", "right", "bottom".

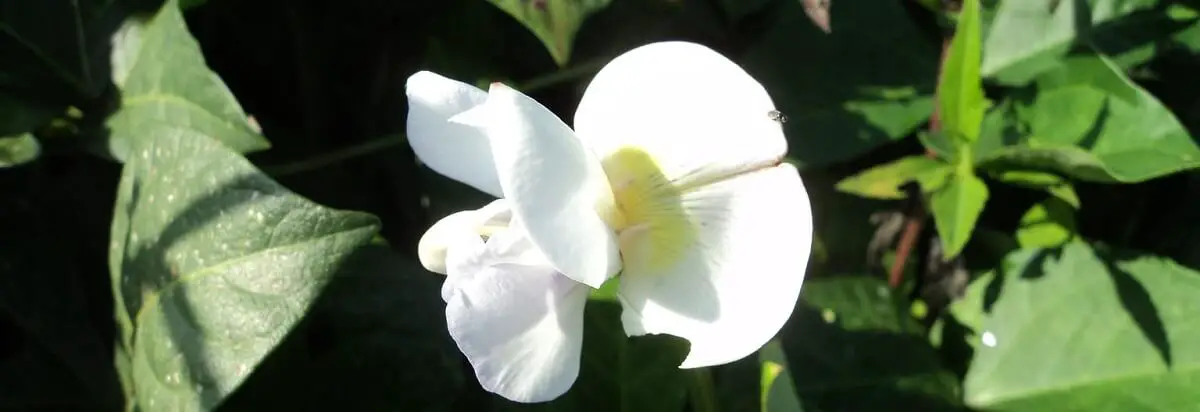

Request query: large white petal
[
  {"left": 481, "top": 82, "right": 621, "bottom": 288},
  {"left": 617, "top": 164, "right": 812, "bottom": 368},
  {"left": 406, "top": 71, "right": 503, "bottom": 197},
  {"left": 443, "top": 226, "right": 590, "bottom": 403},
  {"left": 574, "top": 41, "right": 787, "bottom": 188}
]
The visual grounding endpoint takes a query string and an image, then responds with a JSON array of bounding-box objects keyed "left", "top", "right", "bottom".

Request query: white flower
[{"left": 406, "top": 41, "right": 813, "bottom": 403}]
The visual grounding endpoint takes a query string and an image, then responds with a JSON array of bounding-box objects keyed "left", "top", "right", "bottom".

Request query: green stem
[
  {"left": 687, "top": 367, "right": 720, "bottom": 412},
  {"left": 517, "top": 59, "right": 608, "bottom": 93},
  {"left": 263, "top": 134, "right": 406, "bottom": 177}
]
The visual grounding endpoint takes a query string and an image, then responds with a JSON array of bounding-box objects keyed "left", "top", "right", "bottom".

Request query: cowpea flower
[{"left": 407, "top": 41, "right": 812, "bottom": 403}]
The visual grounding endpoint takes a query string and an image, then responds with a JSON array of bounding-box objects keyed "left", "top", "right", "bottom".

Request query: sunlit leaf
[
  {"left": 950, "top": 241, "right": 1200, "bottom": 410},
  {"left": 109, "top": 130, "right": 378, "bottom": 410},
  {"left": 974, "top": 53, "right": 1200, "bottom": 183},
  {"left": 104, "top": 0, "right": 269, "bottom": 162},
  {"left": 836, "top": 156, "right": 952, "bottom": 200},
  {"left": 929, "top": 170, "right": 989, "bottom": 259},
  {"left": 1015, "top": 198, "right": 1076, "bottom": 248},
  {"left": 0, "top": 134, "right": 40, "bottom": 167},
  {"left": 486, "top": 0, "right": 612, "bottom": 66},
  {"left": 940, "top": 0, "right": 985, "bottom": 143}
]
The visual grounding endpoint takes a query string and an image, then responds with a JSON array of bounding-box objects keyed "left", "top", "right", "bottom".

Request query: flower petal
[
  {"left": 481, "top": 82, "right": 621, "bottom": 288},
  {"left": 443, "top": 226, "right": 590, "bottom": 403},
  {"left": 406, "top": 71, "right": 503, "bottom": 197},
  {"left": 418, "top": 199, "right": 513, "bottom": 275},
  {"left": 617, "top": 164, "right": 812, "bottom": 368},
  {"left": 574, "top": 41, "right": 787, "bottom": 188}
]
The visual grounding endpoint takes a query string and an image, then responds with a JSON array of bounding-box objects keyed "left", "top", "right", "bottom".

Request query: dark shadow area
[
  {"left": 217, "top": 245, "right": 464, "bottom": 411},
  {"left": 782, "top": 292, "right": 972, "bottom": 412},
  {"left": 0, "top": 155, "right": 125, "bottom": 411},
  {"left": 732, "top": 0, "right": 942, "bottom": 168},
  {"left": 1100, "top": 250, "right": 1173, "bottom": 367}
]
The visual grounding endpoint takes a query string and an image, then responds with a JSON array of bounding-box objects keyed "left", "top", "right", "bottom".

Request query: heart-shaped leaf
[{"left": 109, "top": 130, "right": 378, "bottom": 410}]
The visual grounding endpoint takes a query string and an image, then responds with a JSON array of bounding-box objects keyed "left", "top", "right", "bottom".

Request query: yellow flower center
[{"left": 599, "top": 147, "right": 696, "bottom": 273}]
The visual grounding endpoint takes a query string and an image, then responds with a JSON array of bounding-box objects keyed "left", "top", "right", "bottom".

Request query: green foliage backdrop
[{"left": 4, "top": 0, "right": 1200, "bottom": 411}]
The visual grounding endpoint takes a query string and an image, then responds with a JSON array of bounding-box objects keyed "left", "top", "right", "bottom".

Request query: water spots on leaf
[
  {"left": 982, "top": 331, "right": 997, "bottom": 347},
  {"left": 768, "top": 109, "right": 788, "bottom": 123}
]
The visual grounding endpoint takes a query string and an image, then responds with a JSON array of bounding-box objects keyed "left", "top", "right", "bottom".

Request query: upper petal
[
  {"left": 574, "top": 41, "right": 787, "bottom": 188},
  {"left": 443, "top": 227, "right": 590, "bottom": 403},
  {"left": 617, "top": 164, "right": 812, "bottom": 368},
  {"left": 480, "top": 82, "right": 621, "bottom": 288},
  {"left": 406, "top": 71, "right": 504, "bottom": 197}
]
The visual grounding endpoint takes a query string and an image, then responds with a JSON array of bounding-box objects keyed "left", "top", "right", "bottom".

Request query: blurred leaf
[
  {"left": 0, "top": 0, "right": 125, "bottom": 100},
  {"left": 929, "top": 170, "right": 989, "bottom": 259},
  {"left": 835, "top": 156, "right": 952, "bottom": 200},
  {"left": 497, "top": 300, "right": 689, "bottom": 411},
  {"left": 949, "top": 241, "right": 1200, "bottom": 410},
  {"left": 742, "top": 0, "right": 938, "bottom": 169},
  {"left": 1015, "top": 198, "right": 1076, "bottom": 248},
  {"left": 0, "top": 134, "right": 40, "bottom": 167},
  {"left": 940, "top": 0, "right": 985, "bottom": 143},
  {"left": 0, "top": 92, "right": 58, "bottom": 136},
  {"left": 760, "top": 340, "right": 803, "bottom": 412},
  {"left": 783, "top": 277, "right": 962, "bottom": 411},
  {"left": 981, "top": 0, "right": 1162, "bottom": 85},
  {"left": 989, "top": 170, "right": 1080, "bottom": 208},
  {"left": 218, "top": 246, "right": 466, "bottom": 410},
  {"left": 976, "top": 53, "right": 1200, "bottom": 183},
  {"left": 109, "top": 131, "right": 379, "bottom": 410},
  {"left": 104, "top": 0, "right": 269, "bottom": 162},
  {"left": 485, "top": 0, "right": 611, "bottom": 66}
]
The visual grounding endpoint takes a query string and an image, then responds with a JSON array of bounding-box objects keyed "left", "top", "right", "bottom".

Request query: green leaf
[
  {"left": 760, "top": 340, "right": 803, "bottom": 412},
  {"left": 109, "top": 131, "right": 379, "bottom": 410},
  {"left": 783, "top": 277, "right": 962, "bottom": 411},
  {"left": 741, "top": 0, "right": 938, "bottom": 169},
  {"left": 485, "top": 0, "right": 612, "bottom": 66},
  {"left": 949, "top": 241, "right": 1200, "bottom": 410},
  {"left": 990, "top": 170, "right": 1080, "bottom": 208},
  {"left": 497, "top": 300, "right": 689, "bottom": 411},
  {"left": 104, "top": 0, "right": 269, "bottom": 162},
  {"left": 975, "top": 53, "right": 1200, "bottom": 183},
  {"left": 929, "top": 170, "right": 989, "bottom": 259},
  {"left": 1015, "top": 198, "right": 1076, "bottom": 248},
  {"left": 0, "top": 134, "right": 40, "bottom": 167},
  {"left": 835, "top": 156, "right": 953, "bottom": 200},
  {"left": 939, "top": 0, "right": 985, "bottom": 143},
  {"left": 981, "top": 0, "right": 1161, "bottom": 85}
]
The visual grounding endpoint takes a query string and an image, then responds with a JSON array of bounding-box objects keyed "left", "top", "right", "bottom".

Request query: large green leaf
[
  {"left": 108, "top": 131, "right": 379, "bottom": 410},
  {"left": 104, "top": 0, "right": 269, "bottom": 162},
  {"left": 497, "top": 300, "right": 689, "bottom": 411},
  {"left": 974, "top": 53, "right": 1200, "bottom": 183},
  {"left": 486, "top": 0, "right": 612, "bottom": 66},
  {"left": 929, "top": 169, "right": 989, "bottom": 260},
  {"left": 782, "top": 277, "right": 962, "bottom": 411},
  {"left": 940, "top": 0, "right": 985, "bottom": 143},
  {"left": 949, "top": 241, "right": 1200, "bottom": 410},
  {"left": 741, "top": 0, "right": 938, "bottom": 169},
  {"left": 982, "top": 0, "right": 1168, "bottom": 85}
]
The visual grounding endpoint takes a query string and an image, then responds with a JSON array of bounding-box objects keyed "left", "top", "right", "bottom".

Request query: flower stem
[
  {"left": 262, "top": 134, "right": 406, "bottom": 177},
  {"left": 687, "top": 367, "right": 719, "bottom": 412},
  {"left": 517, "top": 59, "right": 608, "bottom": 93}
]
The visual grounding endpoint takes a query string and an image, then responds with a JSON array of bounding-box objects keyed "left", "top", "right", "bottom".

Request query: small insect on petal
[{"left": 768, "top": 110, "right": 788, "bottom": 124}]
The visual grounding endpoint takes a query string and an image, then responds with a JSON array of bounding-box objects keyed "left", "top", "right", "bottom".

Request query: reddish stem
[{"left": 888, "top": 37, "right": 952, "bottom": 289}]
